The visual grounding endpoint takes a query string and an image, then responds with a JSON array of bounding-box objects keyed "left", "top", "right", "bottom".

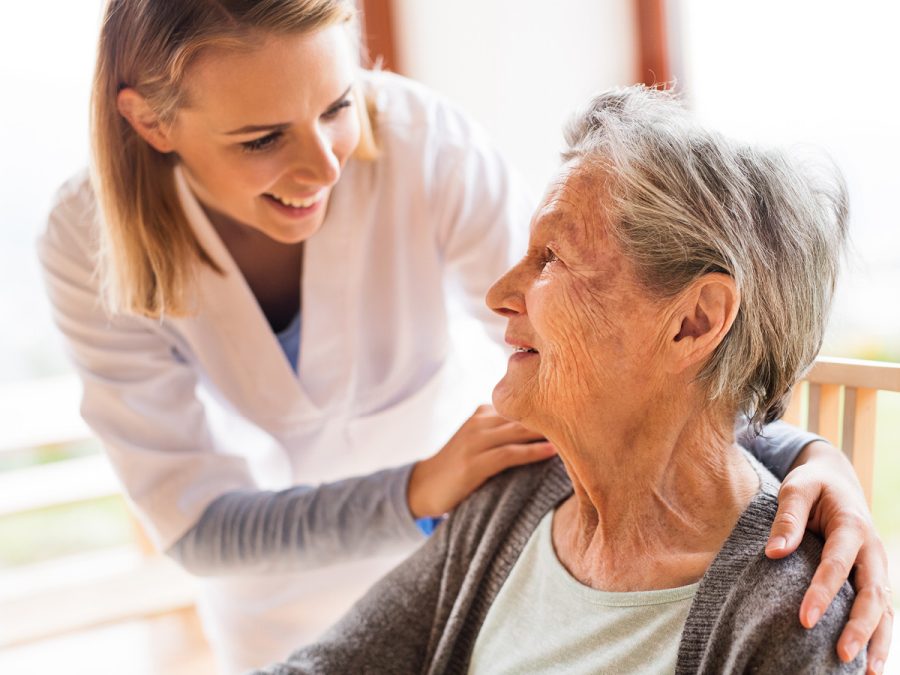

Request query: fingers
[
  {"left": 800, "top": 518, "right": 866, "bottom": 629},
  {"left": 412, "top": 407, "right": 553, "bottom": 518},
  {"left": 477, "top": 442, "right": 556, "bottom": 476},
  {"left": 835, "top": 581, "right": 887, "bottom": 663},
  {"left": 464, "top": 406, "right": 545, "bottom": 446},
  {"left": 766, "top": 481, "right": 814, "bottom": 559},
  {"left": 468, "top": 404, "right": 509, "bottom": 429},
  {"left": 833, "top": 541, "right": 891, "bottom": 666},
  {"left": 483, "top": 421, "right": 546, "bottom": 447},
  {"left": 865, "top": 603, "right": 894, "bottom": 674}
]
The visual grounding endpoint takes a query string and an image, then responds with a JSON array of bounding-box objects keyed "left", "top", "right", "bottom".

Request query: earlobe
[{"left": 116, "top": 88, "right": 175, "bottom": 153}]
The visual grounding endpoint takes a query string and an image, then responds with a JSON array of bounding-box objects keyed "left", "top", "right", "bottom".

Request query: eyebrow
[{"left": 223, "top": 84, "right": 354, "bottom": 135}]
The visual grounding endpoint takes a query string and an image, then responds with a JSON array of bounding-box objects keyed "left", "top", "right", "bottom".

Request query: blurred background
[{"left": 0, "top": 1, "right": 897, "bottom": 672}]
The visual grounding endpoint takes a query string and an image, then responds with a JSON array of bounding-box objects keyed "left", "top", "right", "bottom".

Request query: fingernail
[
  {"left": 766, "top": 536, "right": 786, "bottom": 553},
  {"left": 806, "top": 606, "right": 821, "bottom": 627},
  {"left": 843, "top": 640, "right": 859, "bottom": 661},
  {"left": 872, "top": 658, "right": 884, "bottom": 673}
]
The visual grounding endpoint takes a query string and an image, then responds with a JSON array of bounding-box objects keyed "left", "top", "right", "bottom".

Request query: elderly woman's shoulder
[
  {"left": 449, "top": 456, "right": 570, "bottom": 533},
  {"left": 738, "top": 533, "right": 860, "bottom": 671},
  {"left": 687, "top": 484, "right": 864, "bottom": 673},
  {"left": 473, "top": 455, "right": 568, "bottom": 505}
]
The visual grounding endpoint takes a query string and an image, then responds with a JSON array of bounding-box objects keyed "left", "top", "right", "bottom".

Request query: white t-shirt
[{"left": 469, "top": 511, "right": 698, "bottom": 675}]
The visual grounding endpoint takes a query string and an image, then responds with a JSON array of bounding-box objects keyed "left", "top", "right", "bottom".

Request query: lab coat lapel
[
  {"left": 172, "top": 167, "right": 316, "bottom": 426},
  {"left": 296, "top": 159, "right": 368, "bottom": 411}
]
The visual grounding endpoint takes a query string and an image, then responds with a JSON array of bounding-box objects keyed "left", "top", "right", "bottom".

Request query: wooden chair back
[{"left": 782, "top": 357, "right": 900, "bottom": 506}]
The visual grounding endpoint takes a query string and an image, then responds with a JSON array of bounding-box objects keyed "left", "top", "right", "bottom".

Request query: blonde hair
[{"left": 91, "top": 0, "right": 373, "bottom": 317}]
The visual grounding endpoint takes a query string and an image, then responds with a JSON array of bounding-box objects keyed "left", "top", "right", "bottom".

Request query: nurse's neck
[
  {"left": 199, "top": 201, "right": 274, "bottom": 246},
  {"left": 197, "top": 199, "right": 304, "bottom": 333}
]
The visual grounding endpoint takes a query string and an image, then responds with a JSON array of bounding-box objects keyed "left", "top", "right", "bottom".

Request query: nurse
[{"left": 39, "top": 0, "right": 891, "bottom": 673}]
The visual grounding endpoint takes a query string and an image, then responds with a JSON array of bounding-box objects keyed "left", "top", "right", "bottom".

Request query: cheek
[
  {"left": 218, "top": 155, "right": 286, "bottom": 197},
  {"left": 536, "top": 278, "right": 667, "bottom": 413},
  {"left": 540, "top": 279, "right": 618, "bottom": 356},
  {"left": 182, "top": 144, "right": 274, "bottom": 197},
  {"left": 333, "top": 119, "right": 361, "bottom": 164},
  {"left": 530, "top": 281, "right": 611, "bottom": 399}
]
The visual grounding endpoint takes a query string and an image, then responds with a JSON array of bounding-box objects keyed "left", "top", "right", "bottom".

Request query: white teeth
[
  {"left": 270, "top": 193, "right": 320, "bottom": 208},
  {"left": 515, "top": 347, "right": 537, "bottom": 353}
]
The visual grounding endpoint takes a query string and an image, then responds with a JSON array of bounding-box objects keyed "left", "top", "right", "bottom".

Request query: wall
[
  {"left": 393, "top": 0, "right": 638, "bottom": 196},
  {"left": 0, "top": 2, "right": 106, "bottom": 383},
  {"left": 678, "top": 0, "right": 900, "bottom": 358}
]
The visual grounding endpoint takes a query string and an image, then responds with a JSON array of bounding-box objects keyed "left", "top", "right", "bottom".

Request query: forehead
[
  {"left": 179, "top": 26, "right": 355, "bottom": 128},
  {"left": 532, "top": 163, "right": 610, "bottom": 246}
]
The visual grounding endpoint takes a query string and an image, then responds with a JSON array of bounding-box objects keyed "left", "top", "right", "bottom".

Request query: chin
[
  {"left": 491, "top": 380, "right": 524, "bottom": 423},
  {"left": 262, "top": 218, "right": 323, "bottom": 245}
]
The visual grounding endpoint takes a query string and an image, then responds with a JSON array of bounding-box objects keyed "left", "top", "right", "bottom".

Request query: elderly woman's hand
[
  {"left": 765, "top": 439, "right": 893, "bottom": 673},
  {"left": 407, "top": 405, "right": 556, "bottom": 520}
]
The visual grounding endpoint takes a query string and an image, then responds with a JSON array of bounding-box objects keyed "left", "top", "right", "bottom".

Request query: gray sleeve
[
  {"left": 736, "top": 418, "right": 824, "bottom": 480},
  {"left": 166, "top": 463, "right": 426, "bottom": 576}
]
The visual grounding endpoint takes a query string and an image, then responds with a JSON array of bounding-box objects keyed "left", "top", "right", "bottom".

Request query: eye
[
  {"left": 322, "top": 98, "right": 353, "bottom": 120},
  {"left": 542, "top": 247, "right": 559, "bottom": 267},
  {"left": 240, "top": 131, "right": 284, "bottom": 153}
]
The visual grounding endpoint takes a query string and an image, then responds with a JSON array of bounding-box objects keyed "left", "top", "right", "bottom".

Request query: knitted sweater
[{"left": 256, "top": 455, "right": 863, "bottom": 674}]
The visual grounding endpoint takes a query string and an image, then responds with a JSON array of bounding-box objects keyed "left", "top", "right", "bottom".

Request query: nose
[
  {"left": 291, "top": 125, "right": 341, "bottom": 187},
  {"left": 486, "top": 259, "right": 527, "bottom": 318}
]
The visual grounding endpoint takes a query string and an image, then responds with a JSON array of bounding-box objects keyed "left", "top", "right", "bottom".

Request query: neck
[
  {"left": 550, "top": 406, "right": 759, "bottom": 592},
  {"left": 199, "top": 201, "right": 265, "bottom": 247}
]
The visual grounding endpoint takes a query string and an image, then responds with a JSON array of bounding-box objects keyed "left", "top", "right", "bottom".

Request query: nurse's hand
[
  {"left": 766, "top": 440, "right": 893, "bottom": 674},
  {"left": 407, "top": 404, "right": 556, "bottom": 519}
]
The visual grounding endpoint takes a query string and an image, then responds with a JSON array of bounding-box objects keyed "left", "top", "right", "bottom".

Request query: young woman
[{"left": 39, "top": 1, "right": 891, "bottom": 672}]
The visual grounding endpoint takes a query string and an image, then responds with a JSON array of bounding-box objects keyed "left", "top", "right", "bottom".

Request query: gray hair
[{"left": 563, "top": 86, "right": 848, "bottom": 428}]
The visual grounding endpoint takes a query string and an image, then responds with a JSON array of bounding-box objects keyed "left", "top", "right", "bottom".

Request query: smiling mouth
[{"left": 264, "top": 192, "right": 323, "bottom": 208}]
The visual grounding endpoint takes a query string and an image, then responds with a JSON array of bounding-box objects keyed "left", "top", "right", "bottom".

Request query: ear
[
  {"left": 666, "top": 273, "right": 739, "bottom": 374},
  {"left": 116, "top": 88, "right": 176, "bottom": 153}
]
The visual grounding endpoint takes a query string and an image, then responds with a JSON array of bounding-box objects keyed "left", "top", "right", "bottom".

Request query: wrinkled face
[
  {"left": 486, "top": 163, "right": 669, "bottom": 435},
  {"left": 168, "top": 25, "right": 361, "bottom": 243}
]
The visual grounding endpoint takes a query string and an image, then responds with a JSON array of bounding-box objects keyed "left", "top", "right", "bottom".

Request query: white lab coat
[{"left": 39, "top": 71, "right": 533, "bottom": 672}]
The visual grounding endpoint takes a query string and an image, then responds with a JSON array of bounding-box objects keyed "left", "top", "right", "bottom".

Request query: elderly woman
[{"left": 258, "top": 87, "right": 865, "bottom": 673}]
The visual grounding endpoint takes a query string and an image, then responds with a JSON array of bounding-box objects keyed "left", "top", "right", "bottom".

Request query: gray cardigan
[{"left": 256, "top": 454, "right": 863, "bottom": 674}]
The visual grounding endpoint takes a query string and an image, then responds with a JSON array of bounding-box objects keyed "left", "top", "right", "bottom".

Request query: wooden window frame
[
  {"left": 358, "top": 0, "right": 400, "bottom": 73},
  {"left": 634, "top": 0, "right": 673, "bottom": 86}
]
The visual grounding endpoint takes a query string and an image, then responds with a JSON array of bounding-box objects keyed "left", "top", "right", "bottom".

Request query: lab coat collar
[{"left": 171, "top": 166, "right": 320, "bottom": 426}]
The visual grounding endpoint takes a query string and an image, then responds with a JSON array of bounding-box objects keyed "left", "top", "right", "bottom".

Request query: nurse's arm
[
  {"left": 169, "top": 404, "right": 554, "bottom": 575},
  {"left": 167, "top": 463, "right": 427, "bottom": 575}
]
